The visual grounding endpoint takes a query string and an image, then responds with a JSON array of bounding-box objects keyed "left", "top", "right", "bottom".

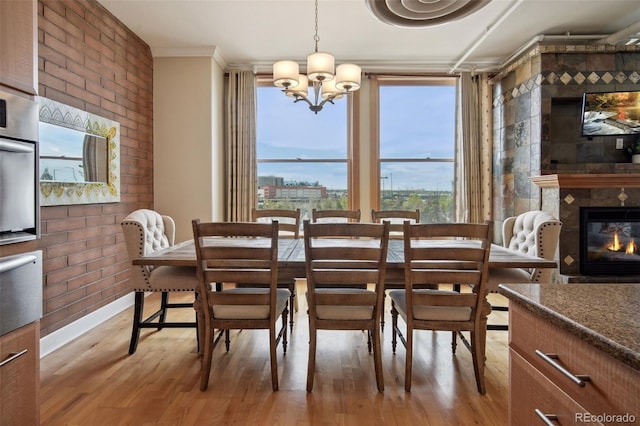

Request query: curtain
[
  {"left": 225, "top": 69, "right": 257, "bottom": 221},
  {"left": 82, "top": 134, "right": 107, "bottom": 182},
  {"left": 455, "top": 72, "right": 492, "bottom": 224}
]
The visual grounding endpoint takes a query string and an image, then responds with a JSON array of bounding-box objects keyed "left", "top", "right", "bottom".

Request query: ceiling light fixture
[{"left": 272, "top": 0, "right": 361, "bottom": 114}]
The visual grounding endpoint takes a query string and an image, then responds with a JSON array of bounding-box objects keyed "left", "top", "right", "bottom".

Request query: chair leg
[
  {"left": 194, "top": 295, "right": 203, "bottom": 357},
  {"left": 373, "top": 327, "right": 384, "bottom": 392},
  {"left": 281, "top": 304, "right": 289, "bottom": 353},
  {"left": 158, "top": 291, "right": 169, "bottom": 329},
  {"left": 306, "top": 326, "right": 317, "bottom": 392},
  {"left": 200, "top": 324, "right": 214, "bottom": 391},
  {"left": 270, "top": 326, "right": 279, "bottom": 391},
  {"left": 289, "top": 282, "right": 296, "bottom": 331},
  {"left": 470, "top": 329, "right": 487, "bottom": 394},
  {"left": 128, "top": 291, "right": 145, "bottom": 355},
  {"left": 380, "top": 292, "right": 386, "bottom": 332},
  {"left": 405, "top": 328, "right": 413, "bottom": 392},
  {"left": 225, "top": 329, "right": 231, "bottom": 352},
  {"left": 391, "top": 302, "right": 398, "bottom": 353},
  {"left": 451, "top": 331, "right": 457, "bottom": 354}
]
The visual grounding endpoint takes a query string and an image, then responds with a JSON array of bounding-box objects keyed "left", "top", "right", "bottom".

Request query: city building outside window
[{"left": 256, "top": 82, "right": 350, "bottom": 223}]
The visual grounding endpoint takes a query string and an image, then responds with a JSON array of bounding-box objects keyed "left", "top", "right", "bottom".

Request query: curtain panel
[
  {"left": 455, "top": 72, "right": 492, "bottom": 224},
  {"left": 225, "top": 70, "right": 257, "bottom": 222}
]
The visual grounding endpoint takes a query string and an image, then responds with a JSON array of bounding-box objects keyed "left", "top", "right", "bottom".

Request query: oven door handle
[
  {"left": 0, "top": 139, "right": 34, "bottom": 153},
  {"left": 0, "top": 254, "right": 38, "bottom": 274}
]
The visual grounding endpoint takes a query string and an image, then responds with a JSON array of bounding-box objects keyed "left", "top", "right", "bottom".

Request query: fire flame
[
  {"left": 607, "top": 231, "right": 622, "bottom": 251},
  {"left": 627, "top": 238, "right": 637, "bottom": 255}
]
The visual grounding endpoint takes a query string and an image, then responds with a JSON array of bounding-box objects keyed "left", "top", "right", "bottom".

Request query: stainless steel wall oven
[{"left": 0, "top": 89, "right": 39, "bottom": 245}]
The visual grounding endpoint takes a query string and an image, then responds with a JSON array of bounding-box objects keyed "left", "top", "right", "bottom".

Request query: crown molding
[{"left": 151, "top": 46, "right": 228, "bottom": 69}]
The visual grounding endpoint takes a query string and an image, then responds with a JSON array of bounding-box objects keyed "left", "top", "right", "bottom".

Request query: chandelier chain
[{"left": 313, "top": 0, "right": 319, "bottom": 52}]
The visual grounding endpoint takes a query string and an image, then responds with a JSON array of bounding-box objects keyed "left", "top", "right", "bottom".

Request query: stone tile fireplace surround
[
  {"left": 491, "top": 42, "right": 640, "bottom": 283},
  {"left": 532, "top": 174, "right": 640, "bottom": 281}
]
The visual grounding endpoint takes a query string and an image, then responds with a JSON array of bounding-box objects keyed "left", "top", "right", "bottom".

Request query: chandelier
[{"left": 272, "top": 0, "right": 361, "bottom": 114}]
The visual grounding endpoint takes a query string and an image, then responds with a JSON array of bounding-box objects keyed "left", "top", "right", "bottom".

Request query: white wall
[{"left": 153, "top": 56, "right": 225, "bottom": 242}]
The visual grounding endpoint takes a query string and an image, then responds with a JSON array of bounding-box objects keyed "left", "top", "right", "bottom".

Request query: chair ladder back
[
  {"left": 371, "top": 209, "right": 420, "bottom": 233},
  {"left": 252, "top": 208, "right": 301, "bottom": 238},
  {"left": 312, "top": 208, "right": 361, "bottom": 223}
]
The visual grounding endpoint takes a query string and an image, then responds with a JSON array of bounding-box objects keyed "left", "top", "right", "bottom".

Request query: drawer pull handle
[
  {"left": 534, "top": 409, "right": 558, "bottom": 426},
  {"left": 535, "top": 349, "right": 590, "bottom": 387},
  {"left": 0, "top": 349, "right": 28, "bottom": 367}
]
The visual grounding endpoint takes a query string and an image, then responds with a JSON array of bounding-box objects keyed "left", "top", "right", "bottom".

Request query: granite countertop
[{"left": 498, "top": 283, "right": 640, "bottom": 372}]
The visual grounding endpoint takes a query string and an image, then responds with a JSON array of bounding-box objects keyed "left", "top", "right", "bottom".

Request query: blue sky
[{"left": 257, "top": 84, "right": 455, "bottom": 191}]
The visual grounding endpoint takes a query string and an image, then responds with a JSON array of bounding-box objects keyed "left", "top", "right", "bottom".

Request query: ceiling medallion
[{"left": 365, "top": 0, "right": 492, "bottom": 28}]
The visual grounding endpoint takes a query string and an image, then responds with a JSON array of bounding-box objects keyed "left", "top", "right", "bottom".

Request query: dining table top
[{"left": 133, "top": 237, "right": 558, "bottom": 270}]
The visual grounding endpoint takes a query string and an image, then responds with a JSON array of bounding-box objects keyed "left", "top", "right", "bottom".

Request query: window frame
[
  {"left": 369, "top": 75, "right": 457, "bottom": 213},
  {"left": 255, "top": 76, "right": 359, "bottom": 211}
]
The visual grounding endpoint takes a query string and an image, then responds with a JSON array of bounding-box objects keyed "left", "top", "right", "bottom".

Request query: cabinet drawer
[
  {"left": 510, "top": 349, "right": 597, "bottom": 426},
  {"left": 510, "top": 303, "right": 640, "bottom": 420},
  {"left": 0, "top": 321, "right": 39, "bottom": 426}
]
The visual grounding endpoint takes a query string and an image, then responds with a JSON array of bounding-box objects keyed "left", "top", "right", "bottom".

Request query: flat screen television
[{"left": 580, "top": 90, "right": 640, "bottom": 136}]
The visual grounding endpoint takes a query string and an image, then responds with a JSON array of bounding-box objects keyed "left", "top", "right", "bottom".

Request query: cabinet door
[
  {"left": 0, "top": 0, "right": 37, "bottom": 95},
  {"left": 510, "top": 349, "right": 597, "bottom": 426},
  {"left": 0, "top": 321, "right": 40, "bottom": 426}
]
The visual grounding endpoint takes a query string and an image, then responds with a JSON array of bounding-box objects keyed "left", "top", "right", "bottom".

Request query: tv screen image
[{"left": 580, "top": 90, "right": 640, "bottom": 136}]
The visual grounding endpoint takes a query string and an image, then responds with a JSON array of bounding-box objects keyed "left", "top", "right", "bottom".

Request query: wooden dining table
[
  {"left": 133, "top": 237, "right": 557, "bottom": 277},
  {"left": 133, "top": 237, "right": 557, "bottom": 338}
]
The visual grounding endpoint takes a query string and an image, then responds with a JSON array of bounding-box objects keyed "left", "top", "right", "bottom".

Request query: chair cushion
[
  {"left": 307, "top": 288, "right": 375, "bottom": 320},
  {"left": 389, "top": 289, "right": 472, "bottom": 322},
  {"left": 145, "top": 266, "right": 197, "bottom": 291},
  {"left": 486, "top": 267, "right": 532, "bottom": 292},
  {"left": 212, "top": 288, "right": 291, "bottom": 320}
]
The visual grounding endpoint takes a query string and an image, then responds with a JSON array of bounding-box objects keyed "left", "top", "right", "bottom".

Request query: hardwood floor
[{"left": 40, "top": 283, "right": 510, "bottom": 425}]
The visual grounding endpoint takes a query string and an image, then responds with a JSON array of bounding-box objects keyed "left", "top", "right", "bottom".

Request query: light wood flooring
[{"left": 40, "top": 283, "right": 511, "bottom": 425}]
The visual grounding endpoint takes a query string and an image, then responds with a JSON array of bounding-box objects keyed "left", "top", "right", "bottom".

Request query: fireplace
[{"left": 580, "top": 207, "right": 640, "bottom": 275}]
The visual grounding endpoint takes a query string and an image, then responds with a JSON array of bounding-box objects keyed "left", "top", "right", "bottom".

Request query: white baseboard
[{"left": 40, "top": 293, "right": 135, "bottom": 358}]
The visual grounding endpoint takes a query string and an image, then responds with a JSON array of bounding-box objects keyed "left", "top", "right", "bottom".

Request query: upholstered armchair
[
  {"left": 487, "top": 210, "right": 562, "bottom": 330},
  {"left": 488, "top": 210, "right": 562, "bottom": 290},
  {"left": 121, "top": 209, "right": 198, "bottom": 354}
]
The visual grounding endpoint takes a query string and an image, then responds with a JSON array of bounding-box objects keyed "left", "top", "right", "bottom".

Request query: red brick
[{"left": 38, "top": 0, "right": 153, "bottom": 338}]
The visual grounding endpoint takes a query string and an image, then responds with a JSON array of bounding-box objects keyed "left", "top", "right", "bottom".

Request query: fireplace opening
[{"left": 580, "top": 207, "right": 640, "bottom": 275}]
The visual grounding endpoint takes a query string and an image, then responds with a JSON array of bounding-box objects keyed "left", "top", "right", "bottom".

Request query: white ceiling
[{"left": 97, "top": 0, "right": 640, "bottom": 73}]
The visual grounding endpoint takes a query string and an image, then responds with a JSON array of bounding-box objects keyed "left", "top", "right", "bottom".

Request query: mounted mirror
[
  {"left": 38, "top": 97, "right": 120, "bottom": 205},
  {"left": 39, "top": 122, "right": 109, "bottom": 183}
]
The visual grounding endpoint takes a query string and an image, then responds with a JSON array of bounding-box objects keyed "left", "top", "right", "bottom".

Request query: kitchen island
[{"left": 498, "top": 283, "right": 639, "bottom": 426}]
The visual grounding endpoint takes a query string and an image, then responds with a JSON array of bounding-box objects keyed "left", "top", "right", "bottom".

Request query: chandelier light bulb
[
  {"left": 286, "top": 74, "right": 309, "bottom": 98},
  {"left": 307, "top": 51, "right": 335, "bottom": 82},
  {"left": 320, "top": 78, "right": 343, "bottom": 100},
  {"left": 273, "top": 60, "right": 300, "bottom": 88},
  {"left": 335, "top": 63, "right": 361, "bottom": 91}
]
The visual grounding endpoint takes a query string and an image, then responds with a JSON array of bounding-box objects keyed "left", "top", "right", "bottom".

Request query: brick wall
[{"left": 36, "top": 0, "right": 153, "bottom": 336}]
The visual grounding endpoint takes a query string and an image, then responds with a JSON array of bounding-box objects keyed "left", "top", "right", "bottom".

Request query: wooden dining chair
[
  {"left": 252, "top": 208, "right": 301, "bottom": 238},
  {"left": 251, "top": 208, "right": 301, "bottom": 327},
  {"left": 389, "top": 221, "right": 493, "bottom": 393},
  {"left": 371, "top": 209, "right": 420, "bottom": 234},
  {"left": 303, "top": 220, "right": 390, "bottom": 392},
  {"left": 311, "top": 208, "right": 361, "bottom": 223},
  {"left": 371, "top": 209, "right": 423, "bottom": 331},
  {"left": 191, "top": 219, "right": 290, "bottom": 391},
  {"left": 121, "top": 209, "right": 198, "bottom": 355}
]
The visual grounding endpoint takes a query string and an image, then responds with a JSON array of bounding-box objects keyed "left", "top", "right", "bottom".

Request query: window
[
  {"left": 375, "top": 78, "right": 456, "bottom": 223},
  {"left": 256, "top": 82, "right": 351, "bottom": 222}
]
